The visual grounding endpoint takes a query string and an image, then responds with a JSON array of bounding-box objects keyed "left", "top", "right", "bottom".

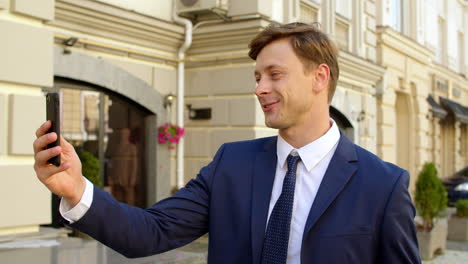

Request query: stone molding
[
  {"left": 377, "top": 26, "right": 434, "bottom": 65},
  {"left": 430, "top": 64, "right": 468, "bottom": 94},
  {"left": 48, "top": 0, "right": 184, "bottom": 54},
  {"left": 188, "top": 19, "right": 269, "bottom": 56},
  {"left": 338, "top": 50, "right": 386, "bottom": 90},
  {"left": 53, "top": 47, "right": 166, "bottom": 116},
  {"left": 12, "top": 0, "right": 54, "bottom": 21}
]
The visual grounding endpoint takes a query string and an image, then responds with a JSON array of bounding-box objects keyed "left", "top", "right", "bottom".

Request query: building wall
[
  {"left": 0, "top": 0, "right": 55, "bottom": 235},
  {"left": 182, "top": 0, "right": 384, "bottom": 183},
  {"left": 0, "top": 0, "right": 181, "bottom": 235},
  {"left": 1, "top": 0, "right": 466, "bottom": 236},
  {"left": 375, "top": 0, "right": 468, "bottom": 193}
]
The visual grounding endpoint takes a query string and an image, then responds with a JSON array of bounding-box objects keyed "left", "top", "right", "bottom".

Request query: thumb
[
  {"left": 60, "top": 136, "right": 72, "bottom": 149},
  {"left": 60, "top": 136, "right": 77, "bottom": 155}
]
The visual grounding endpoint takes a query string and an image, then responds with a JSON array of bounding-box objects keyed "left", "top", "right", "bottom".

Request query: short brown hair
[{"left": 248, "top": 22, "right": 339, "bottom": 103}]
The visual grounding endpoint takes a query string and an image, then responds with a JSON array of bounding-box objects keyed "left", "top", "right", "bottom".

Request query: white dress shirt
[
  {"left": 268, "top": 120, "right": 340, "bottom": 264},
  {"left": 60, "top": 176, "right": 93, "bottom": 223},
  {"left": 60, "top": 120, "right": 340, "bottom": 264}
]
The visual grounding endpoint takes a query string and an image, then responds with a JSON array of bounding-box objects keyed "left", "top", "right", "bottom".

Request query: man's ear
[{"left": 313, "top": 64, "right": 330, "bottom": 94}]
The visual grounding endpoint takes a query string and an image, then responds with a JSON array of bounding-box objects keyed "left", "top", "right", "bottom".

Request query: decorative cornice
[
  {"left": 376, "top": 26, "right": 434, "bottom": 65},
  {"left": 186, "top": 19, "right": 269, "bottom": 67},
  {"left": 48, "top": 0, "right": 184, "bottom": 54},
  {"left": 430, "top": 63, "right": 468, "bottom": 89},
  {"left": 338, "top": 50, "right": 386, "bottom": 87},
  {"left": 189, "top": 19, "right": 269, "bottom": 56},
  {"left": 457, "top": 0, "right": 468, "bottom": 7}
]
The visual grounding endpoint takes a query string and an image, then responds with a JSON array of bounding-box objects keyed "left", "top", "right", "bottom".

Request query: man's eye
[{"left": 271, "top": 72, "right": 281, "bottom": 79}]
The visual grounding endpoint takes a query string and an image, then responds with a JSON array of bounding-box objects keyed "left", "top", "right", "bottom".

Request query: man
[{"left": 33, "top": 23, "right": 421, "bottom": 263}]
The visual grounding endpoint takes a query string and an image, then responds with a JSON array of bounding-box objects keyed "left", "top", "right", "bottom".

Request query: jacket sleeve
[
  {"left": 376, "top": 170, "right": 422, "bottom": 264},
  {"left": 66, "top": 144, "right": 226, "bottom": 258}
]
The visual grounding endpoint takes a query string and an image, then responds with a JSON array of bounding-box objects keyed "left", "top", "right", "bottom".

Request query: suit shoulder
[
  {"left": 221, "top": 136, "right": 276, "bottom": 152},
  {"left": 353, "top": 144, "right": 407, "bottom": 180}
]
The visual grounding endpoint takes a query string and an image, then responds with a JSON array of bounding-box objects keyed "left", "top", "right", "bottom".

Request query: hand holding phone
[{"left": 46, "top": 92, "right": 61, "bottom": 166}]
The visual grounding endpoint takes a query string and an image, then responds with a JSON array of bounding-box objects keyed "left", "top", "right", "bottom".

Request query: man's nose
[{"left": 255, "top": 79, "right": 271, "bottom": 97}]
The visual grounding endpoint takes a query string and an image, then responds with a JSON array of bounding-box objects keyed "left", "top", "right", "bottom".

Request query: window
[
  {"left": 336, "top": 0, "right": 351, "bottom": 19},
  {"left": 459, "top": 32, "right": 465, "bottom": 74},
  {"left": 299, "top": 0, "right": 319, "bottom": 24},
  {"left": 335, "top": 18, "right": 350, "bottom": 50},
  {"left": 390, "top": 0, "right": 403, "bottom": 32},
  {"left": 272, "top": 0, "right": 283, "bottom": 22},
  {"left": 335, "top": 0, "right": 352, "bottom": 51},
  {"left": 436, "top": 17, "right": 446, "bottom": 65}
]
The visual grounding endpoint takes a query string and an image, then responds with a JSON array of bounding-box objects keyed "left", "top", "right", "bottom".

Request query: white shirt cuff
[{"left": 59, "top": 177, "right": 94, "bottom": 223}]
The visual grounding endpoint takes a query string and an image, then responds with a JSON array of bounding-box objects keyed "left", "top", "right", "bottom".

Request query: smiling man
[{"left": 33, "top": 23, "right": 421, "bottom": 264}]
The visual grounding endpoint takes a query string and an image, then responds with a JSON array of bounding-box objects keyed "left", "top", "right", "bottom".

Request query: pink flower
[
  {"left": 176, "top": 127, "right": 185, "bottom": 136},
  {"left": 157, "top": 123, "right": 185, "bottom": 149}
]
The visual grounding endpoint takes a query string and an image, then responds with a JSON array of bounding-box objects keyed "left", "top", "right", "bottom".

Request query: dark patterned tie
[{"left": 261, "top": 153, "right": 301, "bottom": 264}]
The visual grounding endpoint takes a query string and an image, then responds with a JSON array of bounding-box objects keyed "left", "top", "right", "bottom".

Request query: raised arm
[
  {"left": 34, "top": 121, "right": 225, "bottom": 258},
  {"left": 67, "top": 145, "right": 225, "bottom": 258}
]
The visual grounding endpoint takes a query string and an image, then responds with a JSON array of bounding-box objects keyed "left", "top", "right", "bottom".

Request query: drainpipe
[{"left": 173, "top": 1, "right": 193, "bottom": 189}]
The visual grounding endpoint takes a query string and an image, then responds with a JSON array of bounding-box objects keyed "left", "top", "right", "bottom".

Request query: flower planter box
[
  {"left": 448, "top": 217, "right": 468, "bottom": 241},
  {"left": 417, "top": 218, "right": 447, "bottom": 260}
]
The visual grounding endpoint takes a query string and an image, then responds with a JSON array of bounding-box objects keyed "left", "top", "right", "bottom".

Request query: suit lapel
[
  {"left": 251, "top": 137, "right": 277, "bottom": 264},
  {"left": 302, "top": 135, "right": 358, "bottom": 236}
]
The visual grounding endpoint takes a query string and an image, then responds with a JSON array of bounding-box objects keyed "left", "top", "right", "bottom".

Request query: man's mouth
[{"left": 262, "top": 101, "right": 279, "bottom": 112}]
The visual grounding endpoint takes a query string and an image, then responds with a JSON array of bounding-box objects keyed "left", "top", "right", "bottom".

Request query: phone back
[{"left": 46, "top": 92, "right": 61, "bottom": 166}]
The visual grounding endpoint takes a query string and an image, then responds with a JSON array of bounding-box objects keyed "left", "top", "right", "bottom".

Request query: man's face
[{"left": 254, "top": 38, "right": 317, "bottom": 131}]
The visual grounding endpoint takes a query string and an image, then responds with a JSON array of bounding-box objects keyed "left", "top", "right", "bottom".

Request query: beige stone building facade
[
  {"left": 0, "top": 0, "right": 466, "bottom": 236},
  {"left": 375, "top": 0, "right": 468, "bottom": 192}
]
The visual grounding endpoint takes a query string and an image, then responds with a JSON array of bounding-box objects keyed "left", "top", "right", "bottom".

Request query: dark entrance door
[{"left": 54, "top": 81, "right": 149, "bottom": 208}]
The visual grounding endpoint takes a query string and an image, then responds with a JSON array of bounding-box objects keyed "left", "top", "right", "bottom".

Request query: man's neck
[{"left": 279, "top": 114, "right": 332, "bottom": 149}]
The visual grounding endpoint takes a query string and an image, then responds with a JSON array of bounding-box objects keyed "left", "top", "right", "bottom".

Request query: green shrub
[
  {"left": 77, "top": 150, "right": 102, "bottom": 188},
  {"left": 455, "top": 200, "right": 468, "bottom": 218},
  {"left": 415, "top": 162, "right": 448, "bottom": 231}
]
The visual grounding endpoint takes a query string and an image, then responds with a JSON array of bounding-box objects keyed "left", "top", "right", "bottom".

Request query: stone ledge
[{"left": 0, "top": 227, "right": 71, "bottom": 244}]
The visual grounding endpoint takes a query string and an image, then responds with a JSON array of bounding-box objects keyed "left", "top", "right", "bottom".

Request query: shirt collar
[{"left": 277, "top": 119, "right": 341, "bottom": 172}]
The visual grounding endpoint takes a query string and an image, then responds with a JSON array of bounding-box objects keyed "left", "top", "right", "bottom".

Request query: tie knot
[{"left": 286, "top": 153, "right": 301, "bottom": 170}]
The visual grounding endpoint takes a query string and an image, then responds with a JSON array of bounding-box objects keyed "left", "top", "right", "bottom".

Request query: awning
[
  {"left": 439, "top": 96, "right": 468, "bottom": 124},
  {"left": 426, "top": 95, "right": 448, "bottom": 119}
]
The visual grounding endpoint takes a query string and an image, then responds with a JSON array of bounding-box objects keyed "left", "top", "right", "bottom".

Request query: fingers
[
  {"left": 35, "top": 161, "right": 70, "bottom": 182},
  {"left": 35, "top": 146, "right": 61, "bottom": 166},
  {"left": 36, "top": 121, "right": 51, "bottom": 138},
  {"left": 34, "top": 145, "right": 70, "bottom": 175},
  {"left": 33, "top": 132, "right": 57, "bottom": 154}
]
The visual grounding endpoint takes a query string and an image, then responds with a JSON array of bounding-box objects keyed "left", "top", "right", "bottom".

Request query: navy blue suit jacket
[{"left": 68, "top": 135, "right": 421, "bottom": 263}]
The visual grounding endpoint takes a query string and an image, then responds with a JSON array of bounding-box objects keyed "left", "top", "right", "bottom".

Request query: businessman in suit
[{"left": 33, "top": 23, "right": 421, "bottom": 263}]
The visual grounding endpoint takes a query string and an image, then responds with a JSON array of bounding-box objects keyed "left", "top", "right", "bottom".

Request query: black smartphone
[{"left": 46, "top": 92, "right": 61, "bottom": 167}]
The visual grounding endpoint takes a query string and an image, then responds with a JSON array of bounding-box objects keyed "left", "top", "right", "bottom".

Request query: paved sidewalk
[
  {"left": 0, "top": 233, "right": 467, "bottom": 264},
  {"left": 0, "top": 235, "right": 208, "bottom": 264},
  {"left": 423, "top": 241, "right": 468, "bottom": 264}
]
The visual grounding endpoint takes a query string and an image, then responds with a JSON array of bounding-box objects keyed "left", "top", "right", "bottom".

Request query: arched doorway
[
  {"left": 48, "top": 47, "right": 170, "bottom": 226},
  {"left": 395, "top": 92, "right": 412, "bottom": 173},
  {"left": 56, "top": 80, "right": 150, "bottom": 208},
  {"left": 330, "top": 106, "right": 354, "bottom": 141},
  {"left": 440, "top": 113, "right": 455, "bottom": 178}
]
